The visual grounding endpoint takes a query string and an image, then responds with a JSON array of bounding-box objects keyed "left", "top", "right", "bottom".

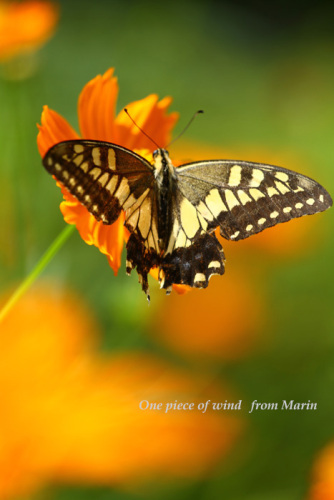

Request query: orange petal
[
  {"left": 115, "top": 94, "right": 179, "bottom": 152},
  {"left": 37, "top": 105, "right": 79, "bottom": 157},
  {"left": 78, "top": 68, "right": 119, "bottom": 141},
  {"left": 60, "top": 201, "right": 126, "bottom": 275}
]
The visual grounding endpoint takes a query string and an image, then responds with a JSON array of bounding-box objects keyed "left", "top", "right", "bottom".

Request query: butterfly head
[
  {"left": 152, "top": 148, "right": 175, "bottom": 180},
  {"left": 153, "top": 148, "right": 169, "bottom": 159}
]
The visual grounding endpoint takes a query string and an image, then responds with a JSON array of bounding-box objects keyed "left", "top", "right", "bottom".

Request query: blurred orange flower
[
  {"left": 0, "top": 283, "right": 242, "bottom": 499},
  {"left": 37, "top": 68, "right": 178, "bottom": 277},
  {"left": 153, "top": 269, "right": 266, "bottom": 361},
  {"left": 0, "top": 0, "right": 58, "bottom": 61},
  {"left": 307, "top": 442, "right": 334, "bottom": 500}
]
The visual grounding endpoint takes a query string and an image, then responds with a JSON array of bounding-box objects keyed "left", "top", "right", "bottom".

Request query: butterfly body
[
  {"left": 152, "top": 148, "right": 176, "bottom": 251},
  {"left": 43, "top": 140, "right": 332, "bottom": 300}
]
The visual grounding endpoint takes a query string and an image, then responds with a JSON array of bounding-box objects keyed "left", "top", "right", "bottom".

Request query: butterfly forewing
[
  {"left": 43, "top": 140, "right": 154, "bottom": 225},
  {"left": 177, "top": 160, "right": 332, "bottom": 240}
]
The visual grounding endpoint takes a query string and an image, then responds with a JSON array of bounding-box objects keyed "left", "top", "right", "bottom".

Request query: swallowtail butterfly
[{"left": 43, "top": 140, "right": 332, "bottom": 299}]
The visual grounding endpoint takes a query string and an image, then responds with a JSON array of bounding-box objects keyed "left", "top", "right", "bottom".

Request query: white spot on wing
[
  {"left": 270, "top": 211, "right": 279, "bottom": 218},
  {"left": 267, "top": 187, "right": 279, "bottom": 197},
  {"left": 275, "top": 171, "right": 289, "bottom": 182},
  {"left": 208, "top": 261, "right": 221, "bottom": 269},
  {"left": 225, "top": 189, "right": 239, "bottom": 210},
  {"left": 249, "top": 188, "right": 265, "bottom": 201},
  {"left": 249, "top": 169, "right": 264, "bottom": 187},
  {"left": 74, "top": 144, "right": 84, "bottom": 154},
  {"left": 258, "top": 218, "right": 266, "bottom": 225},
  {"left": 73, "top": 154, "right": 84, "bottom": 166},
  {"left": 92, "top": 147, "right": 101, "bottom": 166},
  {"left": 115, "top": 179, "right": 130, "bottom": 204},
  {"left": 230, "top": 230, "right": 240, "bottom": 239},
  {"left": 194, "top": 273, "right": 206, "bottom": 283},
  {"left": 205, "top": 189, "right": 227, "bottom": 216},
  {"left": 98, "top": 173, "right": 110, "bottom": 188},
  {"left": 90, "top": 167, "right": 101, "bottom": 180},
  {"left": 108, "top": 148, "right": 116, "bottom": 169},
  {"left": 81, "top": 162, "right": 89, "bottom": 173},
  {"left": 228, "top": 165, "right": 242, "bottom": 187},
  {"left": 306, "top": 198, "right": 315, "bottom": 205},
  {"left": 106, "top": 176, "right": 118, "bottom": 194},
  {"left": 275, "top": 181, "right": 290, "bottom": 195},
  {"left": 238, "top": 190, "right": 252, "bottom": 205}
]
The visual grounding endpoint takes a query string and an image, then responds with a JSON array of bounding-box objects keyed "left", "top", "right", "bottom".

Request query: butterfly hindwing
[
  {"left": 152, "top": 179, "right": 225, "bottom": 290},
  {"left": 43, "top": 140, "right": 154, "bottom": 225},
  {"left": 177, "top": 160, "right": 332, "bottom": 241}
]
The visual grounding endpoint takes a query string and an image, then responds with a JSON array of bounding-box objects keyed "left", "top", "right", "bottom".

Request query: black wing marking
[
  {"left": 43, "top": 139, "right": 154, "bottom": 225},
  {"left": 176, "top": 159, "right": 332, "bottom": 240}
]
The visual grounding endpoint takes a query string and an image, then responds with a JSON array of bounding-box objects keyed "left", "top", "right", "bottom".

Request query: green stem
[{"left": 0, "top": 224, "right": 76, "bottom": 323}]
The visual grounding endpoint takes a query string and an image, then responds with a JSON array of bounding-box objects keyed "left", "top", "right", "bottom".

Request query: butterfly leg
[{"left": 160, "top": 232, "right": 226, "bottom": 290}]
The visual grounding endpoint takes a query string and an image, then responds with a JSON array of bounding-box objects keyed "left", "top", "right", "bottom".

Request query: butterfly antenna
[
  {"left": 167, "top": 110, "right": 204, "bottom": 148},
  {"left": 124, "top": 108, "right": 160, "bottom": 149}
]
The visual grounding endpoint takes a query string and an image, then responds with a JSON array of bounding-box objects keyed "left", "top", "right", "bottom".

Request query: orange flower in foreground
[
  {"left": 0, "top": 1, "right": 58, "bottom": 60},
  {"left": 0, "top": 283, "right": 242, "bottom": 499},
  {"left": 307, "top": 442, "right": 334, "bottom": 500},
  {"left": 37, "top": 68, "right": 178, "bottom": 278},
  {"left": 153, "top": 269, "right": 266, "bottom": 360}
]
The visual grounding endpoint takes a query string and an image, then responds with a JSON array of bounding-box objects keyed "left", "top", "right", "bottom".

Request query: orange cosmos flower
[
  {"left": 0, "top": 283, "right": 242, "bottom": 499},
  {"left": 0, "top": 0, "right": 58, "bottom": 61},
  {"left": 37, "top": 68, "right": 179, "bottom": 279}
]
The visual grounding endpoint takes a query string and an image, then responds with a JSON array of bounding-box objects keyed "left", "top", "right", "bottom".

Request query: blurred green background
[{"left": 1, "top": 0, "right": 334, "bottom": 499}]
